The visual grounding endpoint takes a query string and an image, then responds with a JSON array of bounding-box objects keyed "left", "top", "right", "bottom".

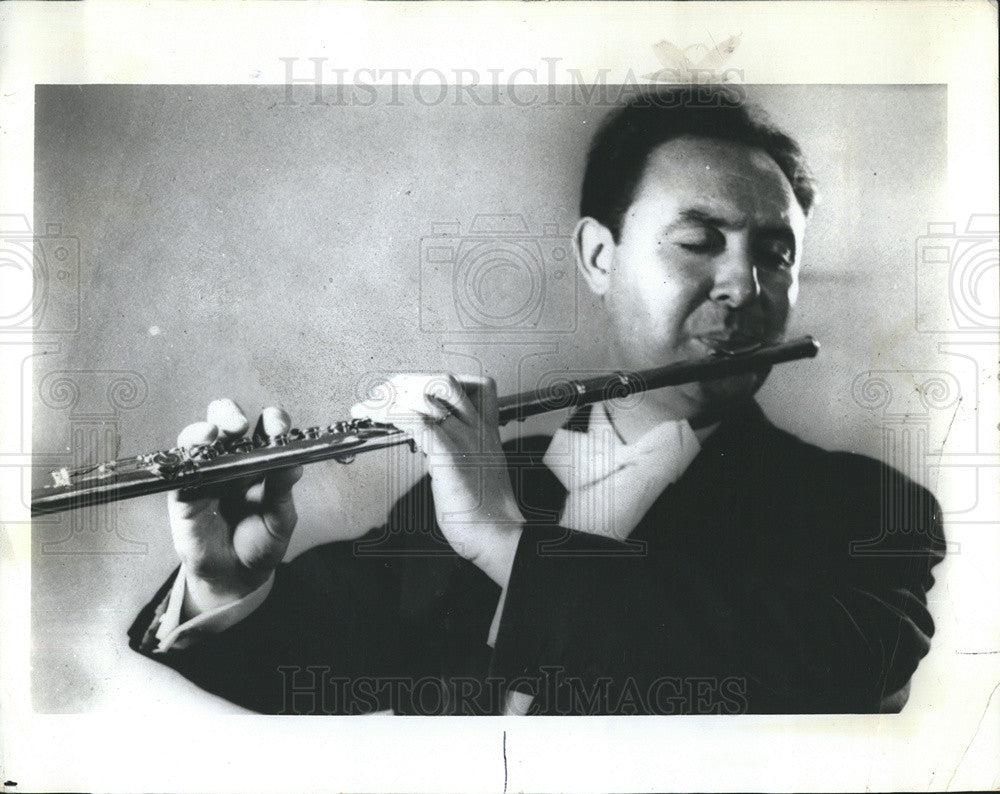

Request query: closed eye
[{"left": 670, "top": 226, "right": 724, "bottom": 254}]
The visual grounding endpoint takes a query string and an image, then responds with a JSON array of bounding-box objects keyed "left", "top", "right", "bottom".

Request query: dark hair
[{"left": 580, "top": 87, "right": 817, "bottom": 241}]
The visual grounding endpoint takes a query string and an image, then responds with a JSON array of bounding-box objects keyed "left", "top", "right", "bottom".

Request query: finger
[
  {"left": 350, "top": 399, "right": 439, "bottom": 424},
  {"left": 351, "top": 381, "right": 448, "bottom": 455},
  {"left": 261, "top": 464, "right": 304, "bottom": 532},
  {"left": 351, "top": 374, "right": 451, "bottom": 424},
  {"left": 174, "top": 471, "right": 260, "bottom": 515},
  {"left": 264, "top": 464, "right": 303, "bottom": 498},
  {"left": 244, "top": 464, "right": 303, "bottom": 509},
  {"left": 177, "top": 420, "right": 219, "bottom": 448},
  {"left": 232, "top": 513, "right": 291, "bottom": 573},
  {"left": 218, "top": 473, "right": 267, "bottom": 524},
  {"left": 453, "top": 374, "right": 494, "bottom": 394},
  {"left": 424, "top": 374, "right": 478, "bottom": 425},
  {"left": 404, "top": 413, "right": 451, "bottom": 457},
  {"left": 207, "top": 398, "right": 250, "bottom": 438},
  {"left": 260, "top": 406, "right": 292, "bottom": 437},
  {"left": 351, "top": 376, "right": 399, "bottom": 423},
  {"left": 454, "top": 374, "right": 499, "bottom": 426},
  {"left": 167, "top": 485, "right": 219, "bottom": 520}
]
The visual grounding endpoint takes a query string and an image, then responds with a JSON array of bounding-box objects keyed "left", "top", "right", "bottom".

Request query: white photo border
[{"left": 1, "top": 2, "right": 997, "bottom": 792}]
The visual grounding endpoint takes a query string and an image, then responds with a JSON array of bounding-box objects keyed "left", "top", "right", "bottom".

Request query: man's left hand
[{"left": 351, "top": 373, "right": 524, "bottom": 588}]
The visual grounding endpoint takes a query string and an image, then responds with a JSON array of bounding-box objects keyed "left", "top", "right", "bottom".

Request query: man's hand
[
  {"left": 168, "top": 399, "right": 303, "bottom": 618},
  {"left": 351, "top": 374, "right": 524, "bottom": 588}
]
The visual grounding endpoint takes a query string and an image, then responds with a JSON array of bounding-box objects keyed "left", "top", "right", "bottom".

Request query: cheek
[
  {"left": 613, "top": 255, "right": 705, "bottom": 321},
  {"left": 612, "top": 276, "right": 696, "bottom": 347},
  {"left": 760, "top": 270, "right": 795, "bottom": 308}
]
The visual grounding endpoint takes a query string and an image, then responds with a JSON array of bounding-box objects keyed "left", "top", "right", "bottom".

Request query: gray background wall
[{"left": 31, "top": 84, "right": 948, "bottom": 711}]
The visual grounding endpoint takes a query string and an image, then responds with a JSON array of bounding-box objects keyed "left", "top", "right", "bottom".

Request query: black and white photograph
[{"left": 1, "top": 2, "right": 998, "bottom": 792}]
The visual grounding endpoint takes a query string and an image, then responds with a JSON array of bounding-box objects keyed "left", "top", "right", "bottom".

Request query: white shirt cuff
[{"left": 152, "top": 565, "right": 274, "bottom": 652}]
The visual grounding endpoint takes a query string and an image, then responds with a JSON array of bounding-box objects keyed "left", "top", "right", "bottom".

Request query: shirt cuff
[{"left": 152, "top": 565, "right": 275, "bottom": 652}]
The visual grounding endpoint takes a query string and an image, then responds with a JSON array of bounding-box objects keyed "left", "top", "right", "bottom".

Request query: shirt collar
[{"left": 542, "top": 401, "right": 706, "bottom": 493}]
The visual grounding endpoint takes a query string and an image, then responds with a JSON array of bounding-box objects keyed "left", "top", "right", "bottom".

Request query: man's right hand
[{"left": 168, "top": 399, "right": 303, "bottom": 619}]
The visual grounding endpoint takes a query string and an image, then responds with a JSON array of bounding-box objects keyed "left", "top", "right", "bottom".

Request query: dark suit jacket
[{"left": 129, "top": 400, "right": 945, "bottom": 715}]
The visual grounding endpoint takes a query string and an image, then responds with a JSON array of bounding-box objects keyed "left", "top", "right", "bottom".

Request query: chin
[{"left": 691, "top": 370, "right": 768, "bottom": 416}]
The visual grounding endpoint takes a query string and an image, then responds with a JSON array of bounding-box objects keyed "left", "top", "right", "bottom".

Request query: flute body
[{"left": 30, "top": 336, "right": 818, "bottom": 516}]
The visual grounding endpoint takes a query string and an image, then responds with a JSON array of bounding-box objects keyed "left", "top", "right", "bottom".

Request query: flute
[{"left": 30, "top": 336, "right": 818, "bottom": 516}]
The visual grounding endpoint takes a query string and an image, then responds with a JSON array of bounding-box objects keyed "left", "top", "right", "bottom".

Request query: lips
[{"left": 692, "top": 331, "right": 765, "bottom": 355}]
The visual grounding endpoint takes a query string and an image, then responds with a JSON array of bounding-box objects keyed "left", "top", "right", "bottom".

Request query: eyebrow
[
  {"left": 668, "top": 208, "right": 797, "bottom": 248},
  {"left": 672, "top": 208, "right": 744, "bottom": 230}
]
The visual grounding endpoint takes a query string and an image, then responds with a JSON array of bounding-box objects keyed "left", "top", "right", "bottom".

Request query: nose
[{"left": 708, "top": 245, "right": 760, "bottom": 309}]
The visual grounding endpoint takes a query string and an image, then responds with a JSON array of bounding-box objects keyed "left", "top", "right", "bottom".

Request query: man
[{"left": 130, "top": 87, "right": 945, "bottom": 715}]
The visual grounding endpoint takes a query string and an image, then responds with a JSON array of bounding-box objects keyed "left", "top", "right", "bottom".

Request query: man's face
[{"left": 597, "top": 135, "right": 806, "bottom": 420}]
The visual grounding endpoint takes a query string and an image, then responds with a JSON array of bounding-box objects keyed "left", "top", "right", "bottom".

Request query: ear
[{"left": 573, "top": 216, "right": 616, "bottom": 297}]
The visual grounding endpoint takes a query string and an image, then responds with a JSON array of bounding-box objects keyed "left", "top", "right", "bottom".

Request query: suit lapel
[{"left": 632, "top": 400, "right": 773, "bottom": 557}]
